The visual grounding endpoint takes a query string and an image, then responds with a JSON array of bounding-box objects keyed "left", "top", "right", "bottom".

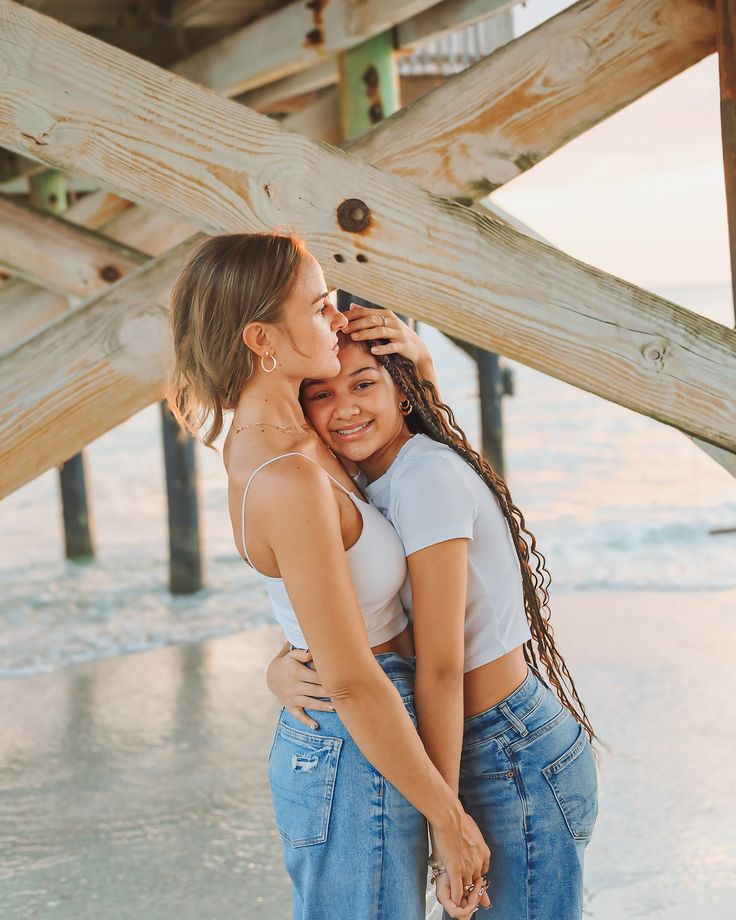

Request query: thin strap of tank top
[{"left": 240, "top": 452, "right": 353, "bottom": 568}]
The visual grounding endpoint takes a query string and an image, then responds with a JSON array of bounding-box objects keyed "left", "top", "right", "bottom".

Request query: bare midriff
[
  {"left": 370, "top": 624, "right": 415, "bottom": 657},
  {"left": 463, "top": 644, "right": 529, "bottom": 719}
]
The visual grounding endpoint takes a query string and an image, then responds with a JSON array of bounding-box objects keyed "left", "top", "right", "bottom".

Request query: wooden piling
[
  {"left": 716, "top": 0, "right": 736, "bottom": 321},
  {"left": 29, "top": 170, "right": 94, "bottom": 560},
  {"left": 160, "top": 402, "right": 203, "bottom": 595}
]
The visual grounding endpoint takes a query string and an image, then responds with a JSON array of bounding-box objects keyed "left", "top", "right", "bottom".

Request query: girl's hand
[
  {"left": 434, "top": 869, "right": 490, "bottom": 918},
  {"left": 265, "top": 648, "right": 333, "bottom": 731},
  {"left": 429, "top": 813, "right": 491, "bottom": 917},
  {"left": 344, "top": 304, "right": 436, "bottom": 384}
]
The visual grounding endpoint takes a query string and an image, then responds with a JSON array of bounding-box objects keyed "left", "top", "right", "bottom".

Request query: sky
[{"left": 489, "top": 0, "right": 732, "bottom": 292}]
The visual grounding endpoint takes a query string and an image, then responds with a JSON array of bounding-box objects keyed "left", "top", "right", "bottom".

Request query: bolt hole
[
  {"left": 49, "top": 193, "right": 58, "bottom": 205},
  {"left": 333, "top": 254, "right": 345, "bottom": 263},
  {"left": 356, "top": 254, "right": 368, "bottom": 263}
]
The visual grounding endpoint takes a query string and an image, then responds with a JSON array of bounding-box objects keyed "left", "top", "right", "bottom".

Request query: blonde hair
[{"left": 167, "top": 232, "right": 305, "bottom": 447}]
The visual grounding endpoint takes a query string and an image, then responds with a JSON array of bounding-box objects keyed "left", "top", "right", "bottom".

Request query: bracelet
[{"left": 427, "top": 853, "right": 445, "bottom": 871}]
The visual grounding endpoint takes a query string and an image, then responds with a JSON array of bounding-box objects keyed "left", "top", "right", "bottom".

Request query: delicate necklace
[{"left": 233, "top": 421, "right": 311, "bottom": 434}]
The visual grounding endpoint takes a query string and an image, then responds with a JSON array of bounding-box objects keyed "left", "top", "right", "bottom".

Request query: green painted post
[
  {"left": 338, "top": 30, "right": 400, "bottom": 142},
  {"left": 29, "top": 170, "right": 95, "bottom": 560}
]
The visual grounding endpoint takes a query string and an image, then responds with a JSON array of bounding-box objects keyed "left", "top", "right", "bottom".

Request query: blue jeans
[
  {"left": 449, "top": 667, "right": 599, "bottom": 920},
  {"left": 268, "top": 652, "right": 428, "bottom": 920}
]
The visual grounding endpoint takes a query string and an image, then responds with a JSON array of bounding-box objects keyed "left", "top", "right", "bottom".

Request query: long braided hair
[{"left": 338, "top": 329, "right": 596, "bottom": 742}]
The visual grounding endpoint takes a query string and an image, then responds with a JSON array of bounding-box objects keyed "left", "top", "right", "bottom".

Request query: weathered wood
[
  {"left": 716, "top": 0, "right": 736, "bottom": 321},
  {"left": 30, "top": 169, "right": 95, "bottom": 560},
  {"left": 0, "top": 238, "right": 203, "bottom": 496},
  {"left": 0, "top": 279, "right": 68, "bottom": 351},
  {"left": 64, "top": 190, "right": 134, "bottom": 231},
  {"left": 348, "top": 0, "right": 718, "bottom": 201},
  {"left": 238, "top": 59, "right": 338, "bottom": 112},
  {"left": 396, "top": 0, "right": 515, "bottom": 50},
  {"left": 0, "top": 197, "right": 148, "bottom": 297},
  {"left": 17, "top": 1, "right": 145, "bottom": 28},
  {"left": 172, "top": 0, "right": 443, "bottom": 96},
  {"left": 163, "top": 0, "right": 279, "bottom": 27},
  {"left": 0, "top": 0, "right": 734, "bottom": 501},
  {"left": 161, "top": 400, "right": 204, "bottom": 594},
  {"left": 236, "top": 0, "right": 514, "bottom": 112},
  {"left": 281, "top": 88, "right": 341, "bottom": 144}
]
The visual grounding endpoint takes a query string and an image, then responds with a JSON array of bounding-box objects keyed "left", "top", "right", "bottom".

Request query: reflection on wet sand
[{"left": 2, "top": 591, "right": 736, "bottom": 919}]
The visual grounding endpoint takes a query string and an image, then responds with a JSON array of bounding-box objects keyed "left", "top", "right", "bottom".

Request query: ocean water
[{"left": 0, "top": 283, "right": 733, "bottom": 676}]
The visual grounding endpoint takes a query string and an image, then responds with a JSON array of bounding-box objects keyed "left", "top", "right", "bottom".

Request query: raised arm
[{"left": 256, "top": 458, "right": 488, "bottom": 910}]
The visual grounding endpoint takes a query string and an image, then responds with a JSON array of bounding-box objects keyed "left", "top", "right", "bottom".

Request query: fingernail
[
  {"left": 311, "top": 723, "right": 319, "bottom": 730},
  {"left": 329, "top": 706, "right": 336, "bottom": 712}
]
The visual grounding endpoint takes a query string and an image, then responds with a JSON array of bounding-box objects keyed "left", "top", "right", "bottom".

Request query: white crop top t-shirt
[
  {"left": 240, "top": 452, "right": 408, "bottom": 650},
  {"left": 364, "top": 434, "right": 531, "bottom": 673}
]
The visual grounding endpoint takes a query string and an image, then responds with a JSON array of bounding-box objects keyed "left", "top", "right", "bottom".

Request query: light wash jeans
[
  {"left": 447, "top": 667, "right": 599, "bottom": 920},
  {"left": 268, "top": 652, "right": 428, "bottom": 920}
]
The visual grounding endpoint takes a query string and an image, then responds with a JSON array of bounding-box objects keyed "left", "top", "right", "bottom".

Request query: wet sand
[{"left": 2, "top": 589, "right": 735, "bottom": 919}]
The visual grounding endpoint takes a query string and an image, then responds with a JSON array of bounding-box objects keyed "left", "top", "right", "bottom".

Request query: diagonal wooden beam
[
  {"left": 1, "top": 238, "right": 203, "bottom": 494},
  {"left": 0, "top": 0, "right": 733, "bottom": 499},
  {"left": 0, "top": 197, "right": 148, "bottom": 297},
  {"left": 171, "top": 0, "right": 444, "bottom": 96},
  {"left": 348, "top": 0, "right": 718, "bottom": 202},
  {"left": 0, "top": 279, "right": 69, "bottom": 351}
]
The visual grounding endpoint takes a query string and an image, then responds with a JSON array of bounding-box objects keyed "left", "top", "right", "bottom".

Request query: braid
[{"left": 376, "top": 349, "right": 596, "bottom": 743}]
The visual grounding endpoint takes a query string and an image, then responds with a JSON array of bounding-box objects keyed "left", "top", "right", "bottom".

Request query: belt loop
[{"left": 500, "top": 702, "right": 528, "bottom": 736}]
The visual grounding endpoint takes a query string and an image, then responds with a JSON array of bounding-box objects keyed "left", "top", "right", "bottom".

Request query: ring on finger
[{"left": 465, "top": 884, "right": 475, "bottom": 892}]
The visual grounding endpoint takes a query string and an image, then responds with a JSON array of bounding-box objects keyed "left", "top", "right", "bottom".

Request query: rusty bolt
[
  {"left": 48, "top": 193, "right": 58, "bottom": 205},
  {"left": 337, "top": 198, "right": 372, "bottom": 233},
  {"left": 368, "top": 103, "right": 384, "bottom": 124},
  {"left": 305, "top": 27, "right": 323, "bottom": 45},
  {"left": 100, "top": 265, "right": 122, "bottom": 283},
  {"left": 362, "top": 65, "right": 379, "bottom": 88}
]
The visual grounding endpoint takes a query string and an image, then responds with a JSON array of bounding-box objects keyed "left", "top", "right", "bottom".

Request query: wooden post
[
  {"left": 29, "top": 169, "right": 95, "bottom": 560},
  {"left": 716, "top": 0, "right": 736, "bottom": 322},
  {"left": 337, "top": 34, "right": 412, "bottom": 322},
  {"left": 160, "top": 403, "right": 203, "bottom": 595}
]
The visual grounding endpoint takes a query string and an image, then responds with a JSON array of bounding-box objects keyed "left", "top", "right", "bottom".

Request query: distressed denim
[
  {"left": 268, "top": 652, "right": 428, "bottom": 920},
  {"left": 446, "top": 667, "right": 599, "bottom": 920}
]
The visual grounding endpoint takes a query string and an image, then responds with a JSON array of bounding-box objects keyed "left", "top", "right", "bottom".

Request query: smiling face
[{"left": 301, "top": 340, "right": 411, "bottom": 475}]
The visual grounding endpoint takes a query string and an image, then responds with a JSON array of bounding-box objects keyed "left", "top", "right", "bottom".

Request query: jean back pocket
[
  {"left": 268, "top": 721, "right": 342, "bottom": 847},
  {"left": 542, "top": 724, "right": 598, "bottom": 841}
]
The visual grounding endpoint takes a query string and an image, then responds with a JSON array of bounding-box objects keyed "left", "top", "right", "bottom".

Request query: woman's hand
[
  {"left": 344, "top": 304, "right": 437, "bottom": 384},
  {"left": 265, "top": 647, "right": 333, "bottom": 731},
  {"left": 430, "top": 812, "right": 491, "bottom": 916},
  {"left": 434, "top": 868, "right": 490, "bottom": 918}
]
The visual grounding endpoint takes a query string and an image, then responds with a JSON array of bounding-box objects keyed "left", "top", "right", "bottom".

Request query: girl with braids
[{"left": 267, "top": 304, "right": 599, "bottom": 919}]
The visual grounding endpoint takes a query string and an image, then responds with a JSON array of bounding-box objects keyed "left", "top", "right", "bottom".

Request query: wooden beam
[
  {"left": 0, "top": 279, "right": 68, "bottom": 351},
  {"left": 0, "top": 0, "right": 734, "bottom": 499},
  {"left": 281, "top": 88, "right": 341, "bottom": 144},
  {"left": 348, "top": 0, "right": 718, "bottom": 202},
  {"left": 236, "top": 0, "right": 515, "bottom": 112},
  {"left": 171, "top": 0, "right": 443, "bottom": 96},
  {"left": 14, "top": 1, "right": 144, "bottom": 29},
  {"left": 716, "top": 0, "right": 736, "bottom": 321},
  {"left": 396, "top": 0, "right": 515, "bottom": 50},
  {"left": 0, "top": 238, "right": 203, "bottom": 496},
  {"left": 163, "top": 0, "right": 277, "bottom": 28},
  {"left": 0, "top": 197, "right": 148, "bottom": 298}
]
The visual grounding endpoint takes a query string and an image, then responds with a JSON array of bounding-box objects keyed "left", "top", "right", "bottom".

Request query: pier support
[
  {"left": 160, "top": 402, "right": 203, "bottom": 595},
  {"left": 716, "top": 0, "right": 736, "bottom": 322},
  {"left": 29, "top": 169, "right": 95, "bottom": 560}
]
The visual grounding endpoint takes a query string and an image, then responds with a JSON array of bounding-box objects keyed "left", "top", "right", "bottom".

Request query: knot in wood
[
  {"left": 641, "top": 338, "right": 668, "bottom": 371},
  {"left": 100, "top": 265, "right": 122, "bottom": 283},
  {"left": 337, "top": 198, "right": 371, "bottom": 232}
]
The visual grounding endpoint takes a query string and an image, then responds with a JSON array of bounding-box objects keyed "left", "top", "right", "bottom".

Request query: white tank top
[{"left": 240, "top": 452, "right": 408, "bottom": 649}]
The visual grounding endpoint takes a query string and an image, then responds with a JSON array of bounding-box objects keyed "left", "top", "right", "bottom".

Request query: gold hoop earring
[
  {"left": 261, "top": 353, "right": 277, "bottom": 373},
  {"left": 399, "top": 398, "right": 413, "bottom": 416}
]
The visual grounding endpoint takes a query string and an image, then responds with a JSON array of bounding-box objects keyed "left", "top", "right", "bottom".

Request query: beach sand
[{"left": 2, "top": 588, "right": 735, "bottom": 919}]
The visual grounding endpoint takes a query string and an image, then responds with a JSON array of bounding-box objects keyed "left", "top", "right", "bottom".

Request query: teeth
[{"left": 336, "top": 421, "right": 371, "bottom": 436}]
